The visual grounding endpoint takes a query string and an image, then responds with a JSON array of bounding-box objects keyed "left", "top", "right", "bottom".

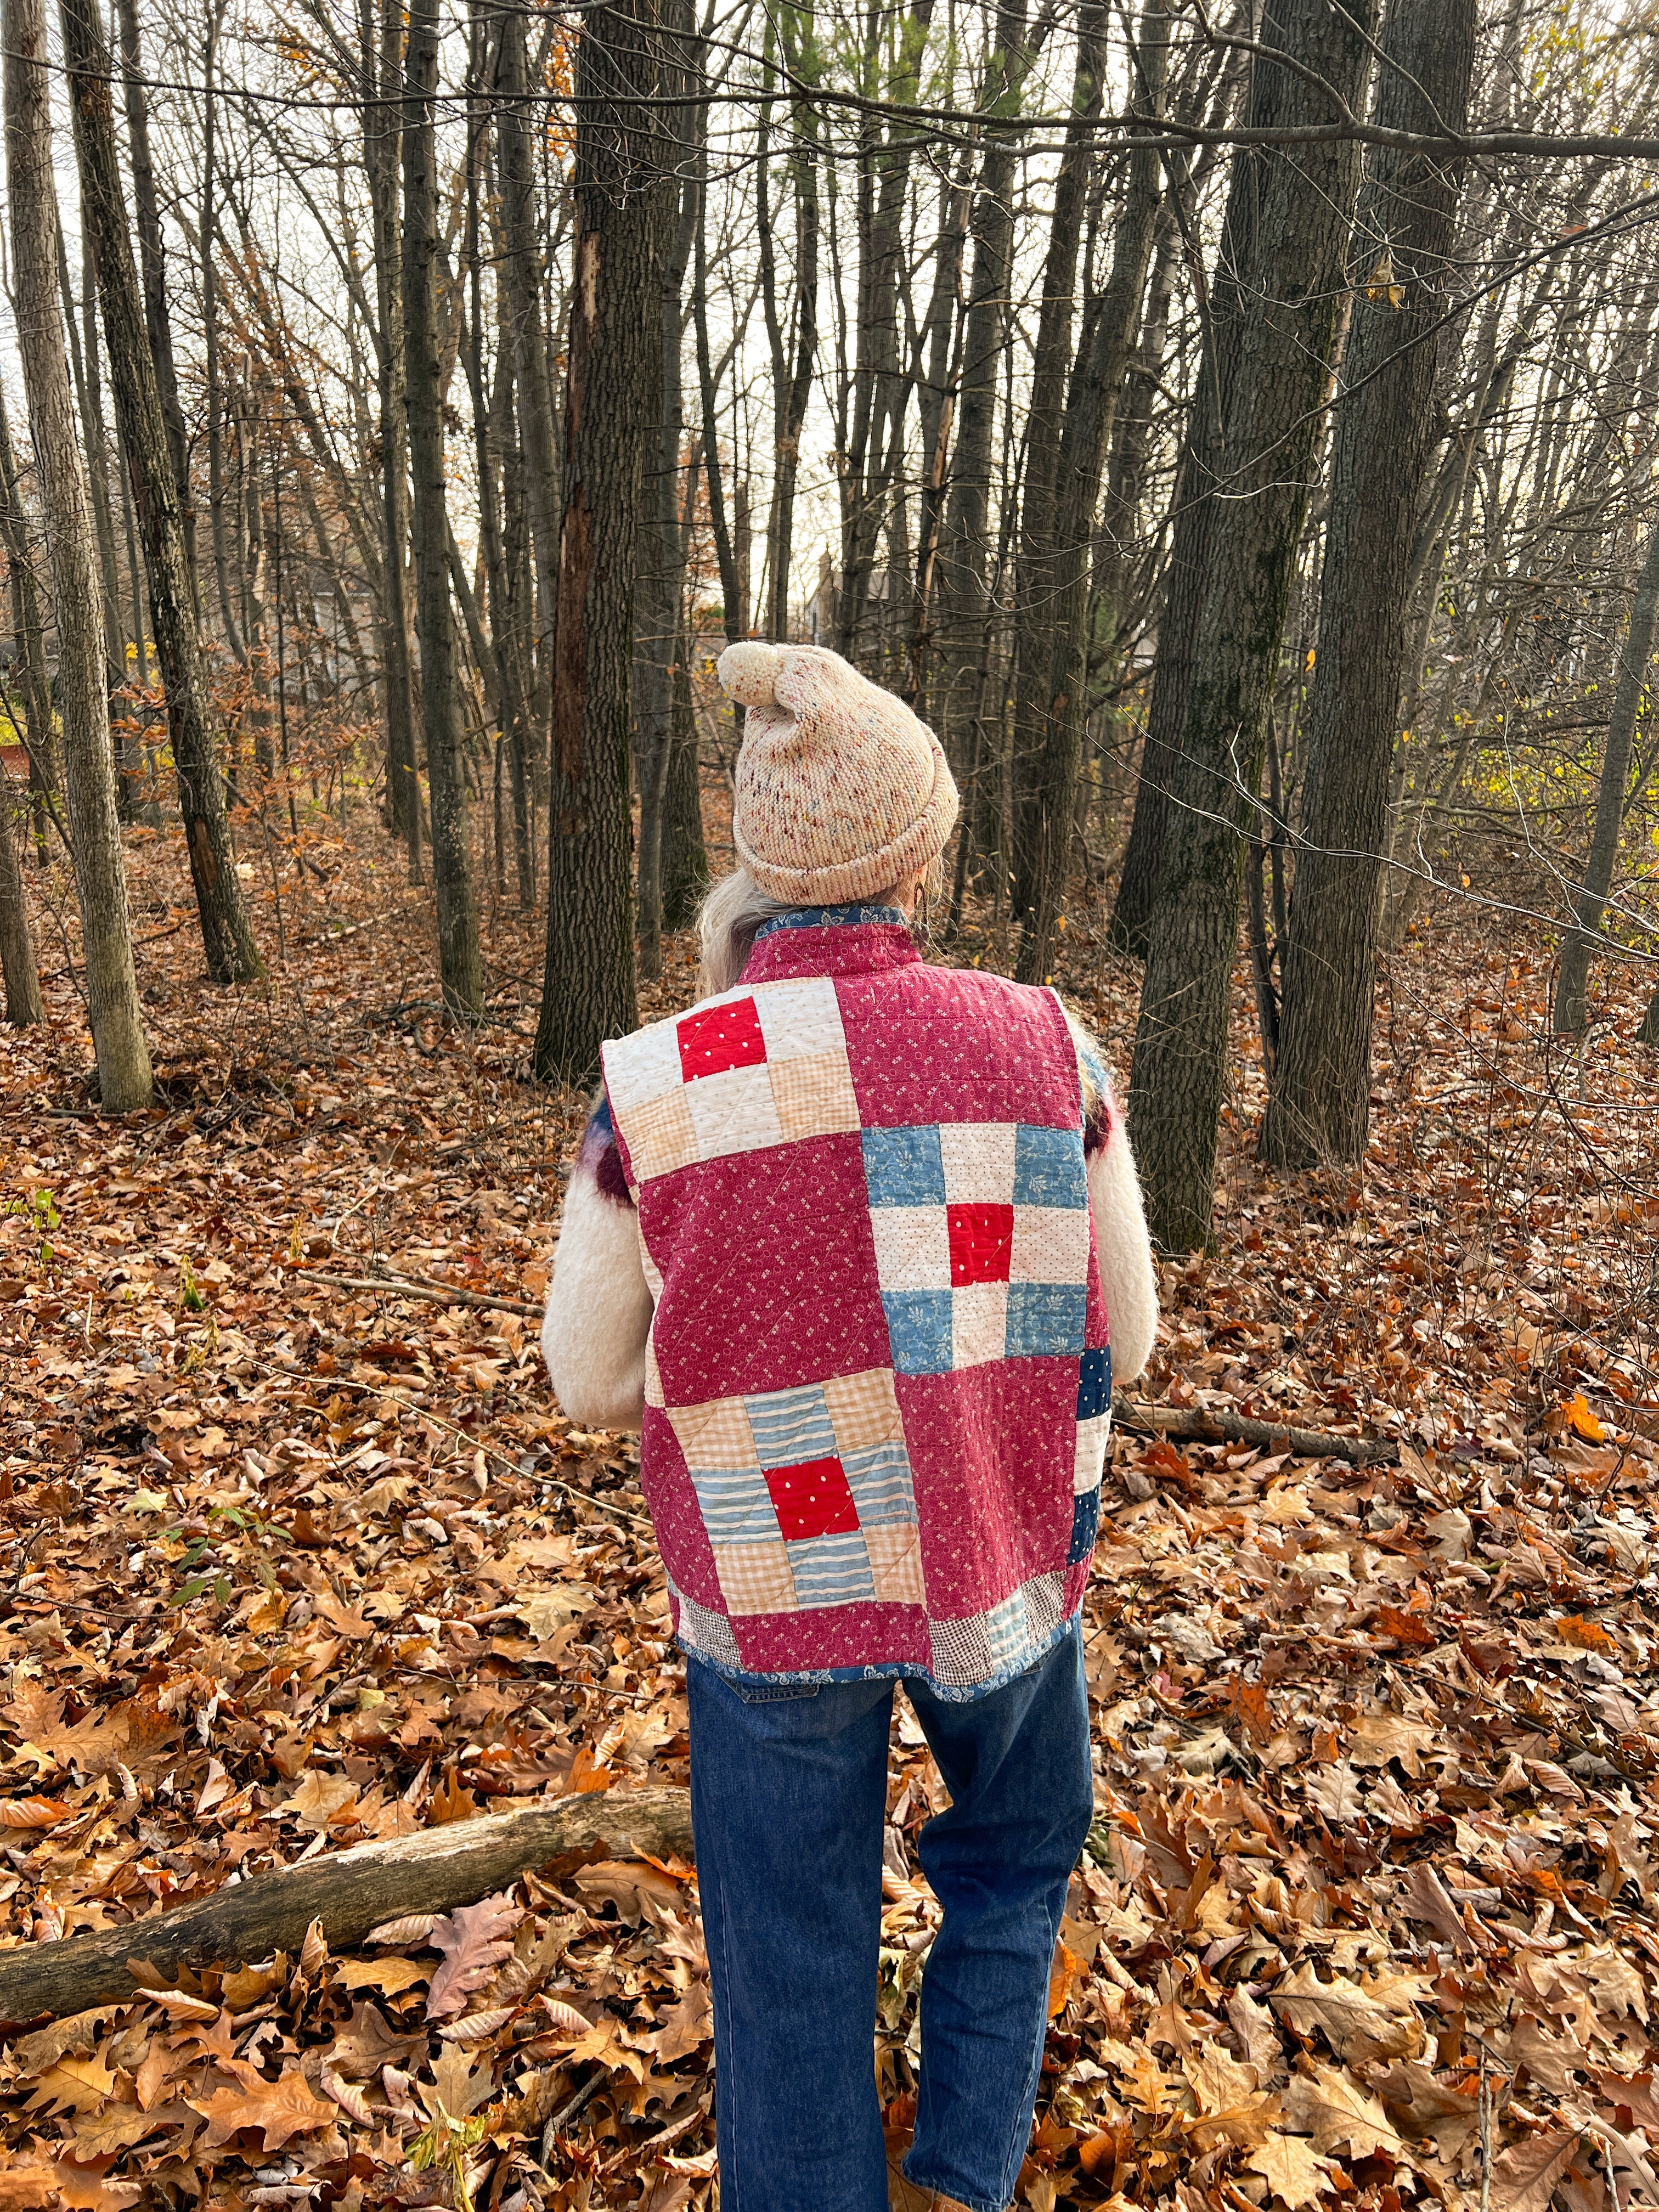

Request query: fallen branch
[
  {"left": 1114, "top": 1397, "right": 1398, "bottom": 1466},
  {"left": 0, "top": 1785, "right": 691, "bottom": 2029},
  {"left": 297, "top": 1267, "right": 541, "bottom": 1318}
]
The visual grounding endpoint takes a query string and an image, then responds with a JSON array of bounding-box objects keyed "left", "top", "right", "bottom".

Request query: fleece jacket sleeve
[
  {"left": 1058, "top": 1002, "right": 1160, "bottom": 1385},
  {"left": 540, "top": 1096, "right": 653, "bottom": 1431}
]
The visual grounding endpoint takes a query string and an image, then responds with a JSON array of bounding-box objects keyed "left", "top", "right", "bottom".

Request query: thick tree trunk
[
  {"left": 1013, "top": 5, "right": 1166, "bottom": 984},
  {"left": 635, "top": 1, "right": 696, "bottom": 982},
  {"left": 533, "top": 0, "right": 669, "bottom": 1083},
  {"left": 1109, "top": 163, "right": 1259, "bottom": 963},
  {"left": 1552, "top": 514, "right": 1659, "bottom": 1035},
  {"left": 403, "top": 0, "right": 482, "bottom": 1020},
  {"left": 4, "top": 0, "right": 152, "bottom": 1107},
  {"left": 1127, "top": 0, "right": 1375, "bottom": 1252},
  {"left": 114, "top": 0, "right": 195, "bottom": 598},
  {"left": 63, "top": 0, "right": 263, "bottom": 986},
  {"left": 1260, "top": 0, "right": 1477, "bottom": 1163}
]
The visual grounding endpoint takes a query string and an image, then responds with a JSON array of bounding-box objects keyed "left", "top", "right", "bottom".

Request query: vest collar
[{"left": 741, "top": 907, "right": 922, "bottom": 984}]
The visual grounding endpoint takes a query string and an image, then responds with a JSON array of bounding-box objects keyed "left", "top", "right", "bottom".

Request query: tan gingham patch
[
  {"left": 714, "top": 1540, "right": 797, "bottom": 1616},
  {"left": 684, "top": 1060, "right": 785, "bottom": 1160},
  {"left": 668, "top": 1396, "right": 759, "bottom": 1470},
  {"left": 863, "top": 1523, "right": 925, "bottom": 1606},
  {"left": 771, "top": 1050, "right": 861, "bottom": 1144},
  {"left": 622, "top": 1087, "right": 698, "bottom": 1183},
  {"left": 822, "top": 1367, "right": 905, "bottom": 1456}
]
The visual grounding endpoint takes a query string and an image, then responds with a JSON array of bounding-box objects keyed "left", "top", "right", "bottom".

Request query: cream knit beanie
[{"left": 717, "top": 642, "right": 958, "bottom": 905}]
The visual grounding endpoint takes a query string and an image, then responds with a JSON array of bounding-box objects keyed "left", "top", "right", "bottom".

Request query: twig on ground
[{"left": 1114, "top": 1396, "right": 1400, "bottom": 1466}]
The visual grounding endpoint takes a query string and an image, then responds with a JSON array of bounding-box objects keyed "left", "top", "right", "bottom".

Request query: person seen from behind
[{"left": 541, "top": 642, "right": 1158, "bottom": 2212}]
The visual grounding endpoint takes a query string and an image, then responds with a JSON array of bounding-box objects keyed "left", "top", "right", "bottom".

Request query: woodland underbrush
[{"left": 1, "top": 808, "right": 1657, "bottom": 2212}]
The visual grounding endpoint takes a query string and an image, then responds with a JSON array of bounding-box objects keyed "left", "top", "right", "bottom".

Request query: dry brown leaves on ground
[{"left": 2, "top": 817, "right": 1657, "bottom": 2212}]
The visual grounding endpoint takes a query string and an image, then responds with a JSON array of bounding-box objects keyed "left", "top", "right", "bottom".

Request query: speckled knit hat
[{"left": 717, "top": 641, "right": 958, "bottom": 905}]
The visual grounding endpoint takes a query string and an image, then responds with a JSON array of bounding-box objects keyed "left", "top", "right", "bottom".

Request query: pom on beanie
[
  {"left": 714, "top": 641, "right": 958, "bottom": 905},
  {"left": 716, "top": 640, "right": 783, "bottom": 707}
]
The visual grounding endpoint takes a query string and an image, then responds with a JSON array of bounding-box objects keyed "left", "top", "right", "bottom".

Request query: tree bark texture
[
  {"left": 1127, "top": 0, "right": 1375, "bottom": 1252},
  {"left": 1007, "top": 5, "right": 1108, "bottom": 933},
  {"left": 1551, "top": 513, "right": 1659, "bottom": 1034},
  {"left": 1108, "top": 155, "right": 1257, "bottom": 961},
  {"left": 363, "top": 0, "right": 421, "bottom": 876},
  {"left": 1260, "top": 0, "right": 1476, "bottom": 1160},
  {"left": 534, "top": 0, "right": 670, "bottom": 1084},
  {"left": 934, "top": 0, "right": 1034, "bottom": 775},
  {"left": 1013, "top": 4, "right": 1167, "bottom": 985},
  {"left": 634, "top": 0, "right": 696, "bottom": 981},
  {"left": 115, "top": 0, "right": 194, "bottom": 597},
  {"left": 0, "top": 1787, "right": 693, "bottom": 2027},
  {"left": 0, "top": 753, "right": 43, "bottom": 1023},
  {"left": 496, "top": 8, "right": 564, "bottom": 693},
  {"left": 62, "top": 0, "right": 263, "bottom": 986},
  {"left": 0, "top": 379, "right": 58, "bottom": 837},
  {"left": 403, "top": 0, "right": 483, "bottom": 1019},
  {"left": 5, "top": 0, "right": 153, "bottom": 1106}
]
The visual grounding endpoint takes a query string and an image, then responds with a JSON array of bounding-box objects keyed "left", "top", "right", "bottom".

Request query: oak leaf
[
  {"left": 1488, "top": 2130, "right": 1582, "bottom": 2212},
  {"left": 1248, "top": 2132, "right": 1334, "bottom": 2209},
  {"left": 1272, "top": 1965, "right": 1425, "bottom": 2067},
  {"left": 1280, "top": 2061, "right": 1407, "bottom": 2159},
  {"left": 426, "top": 1892, "right": 522, "bottom": 2021},
  {"left": 190, "top": 2064, "right": 335, "bottom": 2151}
]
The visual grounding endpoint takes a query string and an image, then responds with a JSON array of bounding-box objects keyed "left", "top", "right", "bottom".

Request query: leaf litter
[{"left": 3, "top": 826, "right": 1659, "bottom": 2210}]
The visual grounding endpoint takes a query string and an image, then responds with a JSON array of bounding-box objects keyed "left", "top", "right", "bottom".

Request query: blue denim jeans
[{"left": 686, "top": 1622, "right": 1093, "bottom": 2212}]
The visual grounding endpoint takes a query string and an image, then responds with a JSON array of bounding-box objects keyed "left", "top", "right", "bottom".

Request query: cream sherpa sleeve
[
  {"left": 1058, "top": 1003, "right": 1160, "bottom": 1385},
  {"left": 540, "top": 1097, "right": 653, "bottom": 1432}
]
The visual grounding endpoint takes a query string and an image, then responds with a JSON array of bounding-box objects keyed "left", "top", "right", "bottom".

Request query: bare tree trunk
[
  {"left": 496, "top": 7, "right": 563, "bottom": 695},
  {"left": 1127, "top": 0, "right": 1375, "bottom": 1252},
  {"left": 0, "top": 752, "right": 43, "bottom": 1023},
  {"left": 362, "top": 0, "right": 421, "bottom": 877},
  {"left": 5, "top": 0, "right": 152, "bottom": 1104},
  {"left": 635, "top": 0, "right": 695, "bottom": 981},
  {"left": 63, "top": 0, "right": 263, "bottom": 985},
  {"left": 533, "top": 0, "right": 669, "bottom": 1082},
  {"left": 203, "top": 0, "right": 243, "bottom": 665},
  {"left": 1007, "top": 3, "right": 1108, "bottom": 928},
  {"left": 1013, "top": 4, "right": 1167, "bottom": 984},
  {"left": 933, "top": 0, "right": 1034, "bottom": 761},
  {"left": 114, "top": 0, "right": 195, "bottom": 598},
  {"left": 1261, "top": 0, "right": 1476, "bottom": 1161},
  {"left": 1553, "top": 512, "right": 1659, "bottom": 1034},
  {"left": 403, "top": 0, "right": 482, "bottom": 1019},
  {"left": 0, "top": 380, "right": 57, "bottom": 855},
  {"left": 764, "top": 16, "right": 819, "bottom": 644}
]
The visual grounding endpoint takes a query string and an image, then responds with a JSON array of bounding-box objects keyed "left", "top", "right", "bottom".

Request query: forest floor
[{"left": 2, "top": 806, "right": 1658, "bottom": 2212}]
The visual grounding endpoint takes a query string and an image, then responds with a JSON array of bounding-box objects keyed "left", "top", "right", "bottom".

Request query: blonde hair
[{"left": 696, "top": 857, "right": 946, "bottom": 998}]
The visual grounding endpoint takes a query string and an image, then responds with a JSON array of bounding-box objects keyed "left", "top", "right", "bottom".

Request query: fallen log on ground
[
  {"left": 1115, "top": 1397, "right": 1399, "bottom": 1466},
  {"left": 0, "top": 1785, "right": 692, "bottom": 2030}
]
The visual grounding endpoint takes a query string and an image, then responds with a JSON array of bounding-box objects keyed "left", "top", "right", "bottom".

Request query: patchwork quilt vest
[{"left": 600, "top": 907, "right": 1111, "bottom": 1699}]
